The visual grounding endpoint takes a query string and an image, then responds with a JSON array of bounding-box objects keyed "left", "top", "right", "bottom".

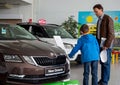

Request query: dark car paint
[
  {"left": 0, "top": 40, "right": 64, "bottom": 56},
  {"left": 0, "top": 53, "right": 8, "bottom": 85}
]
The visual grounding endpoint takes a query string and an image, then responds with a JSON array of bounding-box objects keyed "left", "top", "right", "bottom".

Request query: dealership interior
[{"left": 0, "top": 0, "right": 120, "bottom": 85}]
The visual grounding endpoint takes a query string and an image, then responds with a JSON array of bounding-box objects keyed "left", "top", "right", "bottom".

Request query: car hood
[
  {"left": 0, "top": 40, "right": 65, "bottom": 57},
  {"left": 62, "top": 38, "right": 77, "bottom": 45}
]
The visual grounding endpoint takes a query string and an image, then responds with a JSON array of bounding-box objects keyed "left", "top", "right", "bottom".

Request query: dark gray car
[{"left": 0, "top": 23, "right": 70, "bottom": 84}]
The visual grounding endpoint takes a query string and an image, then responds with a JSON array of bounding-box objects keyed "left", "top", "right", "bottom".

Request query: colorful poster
[
  {"left": 78, "top": 11, "right": 120, "bottom": 37},
  {"left": 78, "top": 11, "right": 97, "bottom": 24}
]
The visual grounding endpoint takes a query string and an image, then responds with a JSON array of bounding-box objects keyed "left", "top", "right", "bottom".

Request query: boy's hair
[
  {"left": 93, "top": 4, "right": 103, "bottom": 11},
  {"left": 80, "top": 24, "right": 89, "bottom": 33}
]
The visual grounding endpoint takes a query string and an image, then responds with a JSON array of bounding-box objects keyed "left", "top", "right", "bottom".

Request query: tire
[{"left": 75, "top": 55, "right": 82, "bottom": 64}]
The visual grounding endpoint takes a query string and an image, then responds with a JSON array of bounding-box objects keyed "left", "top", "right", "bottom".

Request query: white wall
[
  {"left": 19, "top": 5, "right": 33, "bottom": 22},
  {"left": 0, "top": 1, "right": 33, "bottom": 22},
  {"left": 22, "top": 0, "right": 33, "bottom": 4},
  {"left": 34, "top": 0, "right": 120, "bottom": 25}
]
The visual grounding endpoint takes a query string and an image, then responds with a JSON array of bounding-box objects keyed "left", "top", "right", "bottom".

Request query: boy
[{"left": 69, "top": 24, "right": 100, "bottom": 85}]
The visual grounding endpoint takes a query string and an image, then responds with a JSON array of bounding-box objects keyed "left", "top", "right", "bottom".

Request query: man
[{"left": 93, "top": 4, "right": 115, "bottom": 85}]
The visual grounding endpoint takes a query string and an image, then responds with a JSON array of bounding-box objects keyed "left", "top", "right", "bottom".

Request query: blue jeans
[
  {"left": 99, "top": 48, "right": 112, "bottom": 85},
  {"left": 83, "top": 60, "right": 98, "bottom": 85}
]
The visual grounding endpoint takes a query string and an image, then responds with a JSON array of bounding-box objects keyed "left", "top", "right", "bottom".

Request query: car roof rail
[
  {"left": 46, "top": 24, "right": 60, "bottom": 26},
  {"left": 17, "top": 22, "right": 40, "bottom": 25}
]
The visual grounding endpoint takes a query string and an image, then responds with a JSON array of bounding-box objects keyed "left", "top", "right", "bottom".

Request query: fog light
[
  {"left": 62, "top": 78, "right": 70, "bottom": 82},
  {"left": 9, "top": 74, "right": 25, "bottom": 78}
]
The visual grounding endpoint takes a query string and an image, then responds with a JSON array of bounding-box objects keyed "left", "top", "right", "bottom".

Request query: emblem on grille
[{"left": 50, "top": 52, "right": 57, "bottom": 58}]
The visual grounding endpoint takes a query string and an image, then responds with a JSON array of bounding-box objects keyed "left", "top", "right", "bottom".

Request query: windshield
[
  {"left": 44, "top": 26, "right": 73, "bottom": 38},
  {"left": 0, "top": 24, "right": 37, "bottom": 40}
]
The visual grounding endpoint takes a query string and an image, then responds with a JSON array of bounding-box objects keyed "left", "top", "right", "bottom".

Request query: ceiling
[{"left": 0, "top": 0, "right": 31, "bottom": 9}]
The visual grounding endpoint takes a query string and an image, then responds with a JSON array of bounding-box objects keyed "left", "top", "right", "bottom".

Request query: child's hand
[{"left": 68, "top": 54, "right": 73, "bottom": 58}]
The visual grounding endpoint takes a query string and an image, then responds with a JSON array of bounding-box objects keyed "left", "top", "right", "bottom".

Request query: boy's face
[{"left": 80, "top": 31, "right": 83, "bottom": 35}]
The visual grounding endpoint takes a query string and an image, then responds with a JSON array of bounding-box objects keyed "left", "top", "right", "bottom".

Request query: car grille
[{"left": 33, "top": 55, "right": 66, "bottom": 66}]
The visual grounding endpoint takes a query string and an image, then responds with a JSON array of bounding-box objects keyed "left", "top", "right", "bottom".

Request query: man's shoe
[{"left": 98, "top": 80, "right": 102, "bottom": 85}]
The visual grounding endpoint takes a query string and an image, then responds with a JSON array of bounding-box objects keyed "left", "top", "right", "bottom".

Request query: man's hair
[
  {"left": 80, "top": 24, "right": 89, "bottom": 33},
  {"left": 93, "top": 4, "right": 103, "bottom": 11}
]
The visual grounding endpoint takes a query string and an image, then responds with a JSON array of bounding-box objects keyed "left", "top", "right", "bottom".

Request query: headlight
[
  {"left": 66, "top": 57, "right": 70, "bottom": 65},
  {"left": 23, "top": 56, "right": 37, "bottom": 66},
  {"left": 4, "top": 55, "right": 22, "bottom": 62},
  {"left": 64, "top": 43, "right": 73, "bottom": 49}
]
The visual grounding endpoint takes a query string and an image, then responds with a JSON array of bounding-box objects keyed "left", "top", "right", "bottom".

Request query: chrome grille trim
[{"left": 32, "top": 55, "right": 66, "bottom": 66}]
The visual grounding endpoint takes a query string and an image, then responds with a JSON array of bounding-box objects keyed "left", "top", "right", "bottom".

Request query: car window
[
  {"left": 44, "top": 26, "right": 73, "bottom": 38},
  {"left": 30, "top": 25, "right": 45, "bottom": 37},
  {"left": 20, "top": 25, "right": 30, "bottom": 31},
  {"left": 0, "top": 24, "right": 37, "bottom": 40}
]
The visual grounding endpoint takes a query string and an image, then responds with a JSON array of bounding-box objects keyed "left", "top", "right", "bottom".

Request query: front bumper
[
  {"left": 7, "top": 71, "right": 70, "bottom": 84},
  {"left": 6, "top": 55, "right": 70, "bottom": 84}
]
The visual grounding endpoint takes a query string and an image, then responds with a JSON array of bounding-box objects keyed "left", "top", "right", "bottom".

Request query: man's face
[{"left": 93, "top": 8, "right": 103, "bottom": 17}]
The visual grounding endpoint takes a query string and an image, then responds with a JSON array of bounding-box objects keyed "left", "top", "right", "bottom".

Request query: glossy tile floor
[{"left": 70, "top": 61, "right": 120, "bottom": 85}]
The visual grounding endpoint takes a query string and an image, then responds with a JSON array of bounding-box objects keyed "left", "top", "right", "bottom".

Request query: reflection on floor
[{"left": 70, "top": 61, "right": 120, "bottom": 85}]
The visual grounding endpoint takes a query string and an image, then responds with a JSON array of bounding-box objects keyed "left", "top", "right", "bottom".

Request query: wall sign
[{"left": 78, "top": 11, "right": 120, "bottom": 37}]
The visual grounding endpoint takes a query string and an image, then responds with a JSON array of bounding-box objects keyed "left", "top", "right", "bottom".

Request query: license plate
[{"left": 45, "top": 66, "right": 65, "bottom": 76}]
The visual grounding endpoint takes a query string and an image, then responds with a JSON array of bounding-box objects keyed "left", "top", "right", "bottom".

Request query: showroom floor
[{"left": 70, "top": 61, "right": 120, "bottom": 85}]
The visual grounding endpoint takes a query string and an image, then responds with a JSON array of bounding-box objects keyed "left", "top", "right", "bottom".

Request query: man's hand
[{"left": 102, "top": 46, "right": 108, "bottom": 50}]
